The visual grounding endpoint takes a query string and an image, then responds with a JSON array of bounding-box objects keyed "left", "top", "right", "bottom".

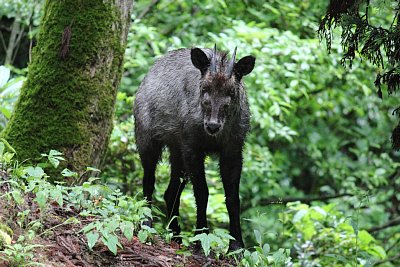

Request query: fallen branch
[
  {"left": 368, "top": 217, "right": 400, "bottom": 233},
  {"left": 137, "top": 0, "right": 160, "bottom": 20},
  {"left": 373, "top": 253, "right": 400, "bottom": 266},
  {"left": 387, "top": 238, "right": 400, "bottom": 254},
  {"left": 242, "top": 193, "right": 353, "bottom": 211},
  {"left": 294, "top": 88, "right": 327, "bottom": 101}
]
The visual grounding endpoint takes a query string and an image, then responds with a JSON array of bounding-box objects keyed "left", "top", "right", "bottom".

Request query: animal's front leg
[
  {"left": 182, "top": 150, "right": 208, "bottom": 235},
  {"left": 220, "top": 150, "right": 244, "bottom": 250}
]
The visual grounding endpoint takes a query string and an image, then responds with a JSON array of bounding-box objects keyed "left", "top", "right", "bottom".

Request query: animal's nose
[{"left": 206, "top": 122, "right": 221, "bottom": 134}]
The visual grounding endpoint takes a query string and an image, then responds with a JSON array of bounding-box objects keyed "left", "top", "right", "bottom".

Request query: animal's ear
[
  {"left": 191, "top": 48, "right": 210, "bottom": 75},
  {"left": 234, "top": 56, "right": 255, "bottom": 80}
]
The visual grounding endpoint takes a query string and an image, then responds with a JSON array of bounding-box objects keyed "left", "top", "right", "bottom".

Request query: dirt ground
[{"left": 0, "top": 170, "right": 235, "bottom": 267}]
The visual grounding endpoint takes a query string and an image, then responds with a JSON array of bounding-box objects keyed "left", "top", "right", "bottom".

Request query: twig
[
  {"left": 387, "top": 238, "right": 400, "bottom": 254},
  {"left": 5, "top": 19, "right": 20, "bottom": 65},
  {"left": 11, "top": 27, "right": 25, "bottom": 63},
  {"left": 373, "top": 254, "right": 400, "bottom": 266},
  {"left": 0, "top": 31, "right": 7, "bottom": 52},
  {"left": 368, "top": 217, "right": 400, "bottom": 233},
  {"left": 28, "top": 2, "right": 36, "bottom": 64},
  {"left": 137, "top": 0, "right": 160, "bottom": 20},
  {"left": 294, "top": 88, "right": 329, "bottom": 101},
  {"left": 29, "top": 24, "right": 32, "bottom": 63},
  {"left": 38, "top": 217, "right": 78, "bottom": 237},
  {"left": 242, "top": 193, "right": 353, "bottom": 211}
]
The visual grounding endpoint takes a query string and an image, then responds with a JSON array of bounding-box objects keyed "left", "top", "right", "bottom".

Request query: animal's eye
[
  {"left": 229, "top": 90, "right": 235, "bottom": 97},
  {"left": 203, "top": 100, "right": 211, "bottom": 106},
  {"left": 202, "top": 86, "right": 209, "bottom": 92}
]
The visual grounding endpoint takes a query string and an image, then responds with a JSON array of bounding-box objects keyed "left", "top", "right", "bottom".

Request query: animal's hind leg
[
  {"left": 138, "top": 140, "right": 162, "bottom": 226},
  {"left": 164, "top": 148, "right": 186, "bottom": 241},
  {"left": 181, "top": 150, "right": 208, "bottom": 235},
  {"left": 220, "top": 150, "right": 244, "bottom": 250}
]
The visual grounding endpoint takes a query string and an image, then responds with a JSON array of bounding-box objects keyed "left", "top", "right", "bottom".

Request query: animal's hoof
[
  {"left": 194, "top": 240, "right": 203, "bottom": 253},
  {"left": 142, "top": 218, "right": 153, "bottom": 228},
  {"left": 228, "top": 240, "right": 244, "bottom": 252},
  {"left": 172, "top": 235, "right": 182, "bottom": 244}
]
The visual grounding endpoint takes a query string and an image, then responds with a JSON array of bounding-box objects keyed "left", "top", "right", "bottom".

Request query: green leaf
[
  {"left": 120, "top": 221, "right": 134, "bottom": 241},
  {"left": 0, "top": 138, "right": 17, "bottom": 154},
  {"left": 358, "top": 230, "right": 374, "bottom": 245},
  {"left": 190, "top": 233, "right": 211, "bottom": 256},
  {"left": 254, "top": 229, "right": 262, "bottom": 245},
  {"left": 105, "top": 218, "right": 120, "bottom": 233},
  {"left": 35, "top": 191, "right": 48, "bottom": 210},
  {"left": 138, "top": 229, "right": 148, "bottom": 243},
  {"left": 0, "top": 66, "right": 10, "bottom": 87},
  {"left": 251, "top": 251, "right": 260, "bottom": 265},
  {"left": 213, "top": 229, "right": 234, "bottom": 240},
  {"left": 49, "top": 150, "right": 63, "bottom": 157},
  {"left": 262, "top": 243, "right": 270, "bottom": 255},
  {"left": 50, "top": 188, "right": 63, "bottom": 207},
  {"left": 324, "top": 254, "right": 349, "bottom": 264},
  {"left": 86, "top": 166, "right": 100, "bottom": 172},
  {"left": 0, "top": 107, "right": 11, "bottom": 119},
  {"left": 86, "top": 231, "right": 99, "bottom": 250},
  {"left": 103, "top": 233, "right": 120, "bottom": 255},
  {"left": 272, "top": 248, "right": 287, "bottom": 263},
  {"left": 0, "top": 76, "right": 24, "bottom": 96},
  {"left": 140, "top": 225, "right": 157, "bottom": 234},
  {"left": 302, "top": 223, "right": 316, "bottom": 240},
  {"left": 49, "top": 157, "right": 60, "bottom": 168},
  {"left": 350, "top": 218, "right": 359, "bottom": 236},
  {"left": 0, "top": 229, "right": 12, "bottom": 245},
  {"left": 293, "top": 209, "right": 307, "bottom": 223},
  {"left": 369, "top": 244, "right": 387, "bottom": 259},
  {"left": 26, "top": 166, "right": 45, "bottom": 179},
  {"left": 80, "top": 222, "right": 97, "bottom": 233},
  {"left": 11, "top": 190, "right": 23, "bottom": 205},
  {"left": 61, "top": 168, "right": 78, "bottom": 178},
  {"left": 312, "top": 206, "right": 327, "bottom": 217},
  {"left": 207, "top": 233, "right": 223, "bottom": 246},
  {"left": 2, "top": 152, "right": 14, "bottom": 162},
  {"left": 0, "top": 142, "right": 4, "bottom": 156},
  {"left": 64, "top": 217, "right": 80, "bottom": 224}
]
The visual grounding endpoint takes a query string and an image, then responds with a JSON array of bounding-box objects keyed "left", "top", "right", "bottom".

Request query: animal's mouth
[
  {"left": 204, "top": 123, "right": 222, "bottom": 136},
  {"left": 205, "top": 128, "right": 219, "bottom": 136}
]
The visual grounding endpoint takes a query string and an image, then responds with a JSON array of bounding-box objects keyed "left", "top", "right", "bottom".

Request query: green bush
[{"left": 282, "top": 202, "right": 386, "bottom": 266}]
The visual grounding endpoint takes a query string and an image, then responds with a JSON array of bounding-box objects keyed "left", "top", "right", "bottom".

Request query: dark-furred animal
[{"left": 134, "top": 45, "right": 255, "bottom": 250}]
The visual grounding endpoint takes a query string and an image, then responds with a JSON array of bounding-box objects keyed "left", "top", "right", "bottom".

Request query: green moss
[{"left": 1, "top": 0, "right": 129, "bottom": 180}]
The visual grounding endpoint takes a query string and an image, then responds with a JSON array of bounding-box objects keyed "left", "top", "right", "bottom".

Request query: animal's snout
[{"left": 205, "top": 121, "right": 221, "bottom": 134}]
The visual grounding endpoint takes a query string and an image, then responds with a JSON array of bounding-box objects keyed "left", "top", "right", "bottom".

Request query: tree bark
[{"left": 1, "top": 0, "right": 133, "bottom": 183}]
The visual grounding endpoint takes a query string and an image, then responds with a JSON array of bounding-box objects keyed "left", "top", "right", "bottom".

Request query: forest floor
[{"left": 0, "top": 170, "right": 235, "bottom": 267}]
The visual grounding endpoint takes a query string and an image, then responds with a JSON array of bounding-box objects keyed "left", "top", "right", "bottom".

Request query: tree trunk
[{"left": 1, "top": 0, "right": 133, "bottom": 183}]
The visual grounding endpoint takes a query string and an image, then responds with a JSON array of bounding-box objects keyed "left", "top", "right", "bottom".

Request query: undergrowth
[{"left": 0, "top": 139, "right": 390, "bottom": 266}]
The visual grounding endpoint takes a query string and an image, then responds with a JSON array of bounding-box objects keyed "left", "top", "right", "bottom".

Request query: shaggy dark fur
[{"left": 134, "top": 46, "right": 255, "bottom": 250}]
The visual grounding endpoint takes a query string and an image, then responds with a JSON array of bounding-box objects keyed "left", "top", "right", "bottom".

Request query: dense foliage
[
  {"left": 1, "top": 0, "right": 399, "bottom": 266},
  {"left": 319, "top": 0, "right": 400, "bottom": 149}
]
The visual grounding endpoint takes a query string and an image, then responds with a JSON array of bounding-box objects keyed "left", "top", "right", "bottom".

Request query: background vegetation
[{"left": 1, "top": 0, "right": 399, "bottom": 266}]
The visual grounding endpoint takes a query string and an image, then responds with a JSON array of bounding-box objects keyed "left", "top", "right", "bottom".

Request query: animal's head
[{"left": 191, "top": 45, "right": 255, "bottom": 136}]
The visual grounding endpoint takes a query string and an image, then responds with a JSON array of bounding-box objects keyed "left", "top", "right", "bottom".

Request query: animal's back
[{"left": 134, "top": 49, "right": 203, "bottom": 146}]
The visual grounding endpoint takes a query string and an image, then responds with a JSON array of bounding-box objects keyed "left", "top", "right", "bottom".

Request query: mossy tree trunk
[{"left": 2, "top": 0, "right": 133, "bottom": 183}]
